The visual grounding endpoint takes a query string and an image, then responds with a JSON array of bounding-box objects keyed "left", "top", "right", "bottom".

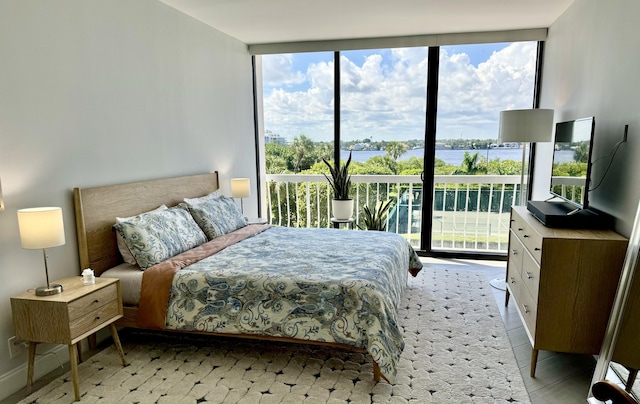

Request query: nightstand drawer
[
  {"left": 68, "top": 283, "right": 117, "bottom": 321},
  {"left": 70, "top": 299, "right": 120, "bottom": 339}
]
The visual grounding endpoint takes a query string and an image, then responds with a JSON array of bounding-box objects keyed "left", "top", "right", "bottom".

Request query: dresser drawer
[
  {"left": 507, "top": 230, "right": 525, "bottom": 278},
  {"left": 506, "top": 264, "right": 524, "bottom": 298},
  {"left": 511, "top": 213, "right": 542, "bottom": 263},
  {"left": 68, "top": 283, "right": 118, "bottom": 322},
  {"left": 521, "top": 249, "right": 541, "bottom": 302},
  {"left": 514, "top": 284, "right": 538, "bottom": 338},
  {"left": 70, "top": 299, "right": 120, "bottom": 339},
  {"left": 510, "top": 210, "right": 527, "bottom": 233}
]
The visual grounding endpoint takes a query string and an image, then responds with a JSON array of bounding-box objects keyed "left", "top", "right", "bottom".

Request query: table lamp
[
  {"left": 231, "top": 178, "right": 250, "bottom": 214},
  {"left": 498, "top": 108, "right": 554, "bottom": 205},
  {"left": 490, "top": 109, "right": 553, "bottom": 291},
  {"left": 17, "top": 207, "right": 66, "bottom": 296}
]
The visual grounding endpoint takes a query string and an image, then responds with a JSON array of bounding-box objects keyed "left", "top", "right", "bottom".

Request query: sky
[{"left": 261, "top": 42, "right": 537, "bottom": 143}]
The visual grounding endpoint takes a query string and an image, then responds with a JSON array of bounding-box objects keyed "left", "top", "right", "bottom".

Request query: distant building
[
  {"left": 265, "top": 130, "right": 286, "bottom": 145},
  {"left": 490, "top": 142, "right": 521, "bottom": 149}
]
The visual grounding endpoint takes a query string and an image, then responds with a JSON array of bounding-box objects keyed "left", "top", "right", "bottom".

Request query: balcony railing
[{"left": 264, "top": 174, "right": 584, "bottom": 253}]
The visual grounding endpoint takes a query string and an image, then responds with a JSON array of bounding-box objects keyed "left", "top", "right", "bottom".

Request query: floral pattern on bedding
[{"left": 164, "top": 226, "right": 422, "bottom": 383}]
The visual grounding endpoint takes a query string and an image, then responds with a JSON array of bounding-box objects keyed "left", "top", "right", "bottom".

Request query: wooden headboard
[{"left": 73, "top": 172, "right": 219, "bottom": 276}]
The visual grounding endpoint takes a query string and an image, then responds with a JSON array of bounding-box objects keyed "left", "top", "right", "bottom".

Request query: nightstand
[{"left": 10, "top": 277, "right": 127, "bottom": 401}]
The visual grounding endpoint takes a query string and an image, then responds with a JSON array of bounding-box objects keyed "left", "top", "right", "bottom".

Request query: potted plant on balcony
[
  {"left": 357, "top": 199, "right": 394, "bottom": 231},
  {"left": 322, "top": 151, "right": 353, "bottom": 220}
]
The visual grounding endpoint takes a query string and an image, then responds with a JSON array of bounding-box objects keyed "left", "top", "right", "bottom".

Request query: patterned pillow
[
  {"left": 115, "top": 205, "right": 168, "bottom": 265},
  {"left": 183, "top": 189, "right": 221, "bottom": 206},
  {"left": 113, "top": 206, "right": 207, "bottom": 270},
  {"left": 183, "top": 196, "right": 246, "bottom": 240}
]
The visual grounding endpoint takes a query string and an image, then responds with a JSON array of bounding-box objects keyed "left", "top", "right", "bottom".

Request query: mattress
[{"left": 101, "top": 263, "right": 143, "bottom": 305}]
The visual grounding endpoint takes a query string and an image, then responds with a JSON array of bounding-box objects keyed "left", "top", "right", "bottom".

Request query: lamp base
[
  {"left": 35, "top": 284, "right": 63, "bottom": 296},
  {"left": 489, "top": 277, "right": 507, "bottom": 291}
]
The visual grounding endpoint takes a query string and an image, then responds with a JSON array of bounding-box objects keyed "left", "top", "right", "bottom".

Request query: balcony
[{"left": 265, "top": 174, "right": 585, "bottom": 254}]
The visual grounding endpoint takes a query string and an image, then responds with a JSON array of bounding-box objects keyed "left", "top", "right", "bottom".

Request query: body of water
[{"left": 341, "top": 148, "right": 573, "bottom": 166}]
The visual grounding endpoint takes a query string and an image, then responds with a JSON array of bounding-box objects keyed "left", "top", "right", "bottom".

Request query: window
[{"left": 259, "top": 41, "right": 539, "bottom": 255}]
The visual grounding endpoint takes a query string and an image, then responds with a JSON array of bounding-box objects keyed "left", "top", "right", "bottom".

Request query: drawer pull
[
  {"left": 95, "top": 316, "right": 101, "bottom": 321},
  {"left": 523, "top": 234, "right": 530, "bottom": 238},
  {"left": 523, "top": 304, "right": 530, "bottom": 314},
  {"left": 93, "top": 299, "right": 100, "bottom": 303},
  {"left": 510, "top": 277, "right": 516, "bottom": 284},
  {"left": 511, "top": 249, "right": 518, "bottom": 255},
  {"left": 534, "top": 248, "right": 541, "bottom": 251},
  {"left": 518, "top": 227, "right": 524, "bottom": 231},
  {"left": 525, "top": 272, "right": 533, "bottom": 279}
]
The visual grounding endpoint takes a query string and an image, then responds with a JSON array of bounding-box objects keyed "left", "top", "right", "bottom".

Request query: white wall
[
  {"left": 534, "top": 0, "right": 640, "bottom": 236},
  {"left": 0, "top": 0, "right": 256, "bottom": 398}
]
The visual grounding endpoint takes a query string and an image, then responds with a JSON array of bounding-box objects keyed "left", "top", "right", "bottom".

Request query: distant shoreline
[{"left": 341, "top": 148, "right": 573, "bottom": 166}]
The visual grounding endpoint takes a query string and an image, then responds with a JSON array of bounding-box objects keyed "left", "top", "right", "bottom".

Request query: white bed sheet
[{"left": 101, "top": 263, "right": 143, "bottom": 305}]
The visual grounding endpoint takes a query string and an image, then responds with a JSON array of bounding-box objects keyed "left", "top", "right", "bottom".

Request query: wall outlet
[{"left": 7, "top": 336, "right": 26, "bottom": 359}]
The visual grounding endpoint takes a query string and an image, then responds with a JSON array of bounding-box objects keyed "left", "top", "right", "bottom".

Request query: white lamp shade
[
  {"left": 499, "top": 109, "right": 554, "bottom": 143},
  {"left": 231, "top": 178, "right": 251, "bottom": 198},
  {"left": 17, "top": 207, "right": 66, "bottom": 249}
]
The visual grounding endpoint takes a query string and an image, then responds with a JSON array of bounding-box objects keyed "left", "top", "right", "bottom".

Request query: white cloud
[
  {"left": 261, "top": 54, "right": 306, "bottom": 87},
  {"left": 261, "top": 42, "right": 537, "bottom": 142}
]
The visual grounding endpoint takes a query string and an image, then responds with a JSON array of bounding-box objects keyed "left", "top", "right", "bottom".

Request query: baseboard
[{"left": 0, "top": 344, "right": 69, "bottom": 401}]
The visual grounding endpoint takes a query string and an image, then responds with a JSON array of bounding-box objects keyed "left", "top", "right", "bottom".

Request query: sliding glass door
[{"left": 428, "top": 42, "right": 537, "bottom": 253}]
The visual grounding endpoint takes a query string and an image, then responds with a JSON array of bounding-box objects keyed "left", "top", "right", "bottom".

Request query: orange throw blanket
[{"left": 137, "top": 224, "right": 270, "bottom": 329}]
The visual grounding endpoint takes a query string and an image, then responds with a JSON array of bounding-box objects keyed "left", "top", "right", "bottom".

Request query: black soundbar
[{"left": 526, "top": 200, "right": 612, "bottom": 229}]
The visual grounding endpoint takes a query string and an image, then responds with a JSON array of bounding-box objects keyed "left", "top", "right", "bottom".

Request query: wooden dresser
[{"left": 506, "top": 206, "right": 628, "bottom": 377}]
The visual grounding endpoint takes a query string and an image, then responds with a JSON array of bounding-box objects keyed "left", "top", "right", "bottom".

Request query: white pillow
[
  {"left": 184, "top": 190, "right": 221, "bottom": 205},
  {"left": 115, "top": 205, "right": 168, "bottom": 264}
]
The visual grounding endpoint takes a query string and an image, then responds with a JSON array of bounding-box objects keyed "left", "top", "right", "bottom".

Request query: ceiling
[{"left": 159, "top": 0, "right": 574, "bottom": 45}]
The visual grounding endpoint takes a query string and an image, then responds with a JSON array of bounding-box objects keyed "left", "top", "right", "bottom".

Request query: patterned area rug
[{"left": 21, "top": 268, "right": 530, "bottom": 403}]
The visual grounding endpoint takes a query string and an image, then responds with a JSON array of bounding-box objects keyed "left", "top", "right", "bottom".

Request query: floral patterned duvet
[{"left": 160, "top": 226, "right": 422, "bottom": 382}]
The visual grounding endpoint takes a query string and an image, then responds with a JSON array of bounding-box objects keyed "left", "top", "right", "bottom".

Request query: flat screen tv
[{"left": 549, "top": 116, "right": 595, "bottom": 210}]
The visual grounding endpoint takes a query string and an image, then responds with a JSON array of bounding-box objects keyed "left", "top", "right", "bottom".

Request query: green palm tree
[
  {"left": 291, "top": 134, "right": 315, "bottom": 173},
  {"left": 385, "top": 141, "right": 408, "bottom": 160},
  {"left": 453, "top": 151, "right": 486, "bottom": 175}
]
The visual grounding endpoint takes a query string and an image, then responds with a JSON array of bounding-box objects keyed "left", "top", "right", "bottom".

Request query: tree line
[{"left": 266, "top": 135, "right": 524, "bottom": 175}]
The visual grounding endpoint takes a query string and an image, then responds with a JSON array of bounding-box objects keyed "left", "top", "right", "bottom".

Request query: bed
[{"left": 73, "top": 172, "right": 422, "bottom": 383}]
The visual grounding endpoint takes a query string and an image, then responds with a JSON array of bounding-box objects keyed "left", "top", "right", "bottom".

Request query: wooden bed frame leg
[
  {"left": 88, "top": 333, "right": 97, "bottom": 350},
  {"left": 373, "top": 361, "right": 382, "bottom": 382}
]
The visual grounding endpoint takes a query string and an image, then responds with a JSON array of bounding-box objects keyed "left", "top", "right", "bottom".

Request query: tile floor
[{"left": 4, "top": 258, "right": 618, "bottom": 403}]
